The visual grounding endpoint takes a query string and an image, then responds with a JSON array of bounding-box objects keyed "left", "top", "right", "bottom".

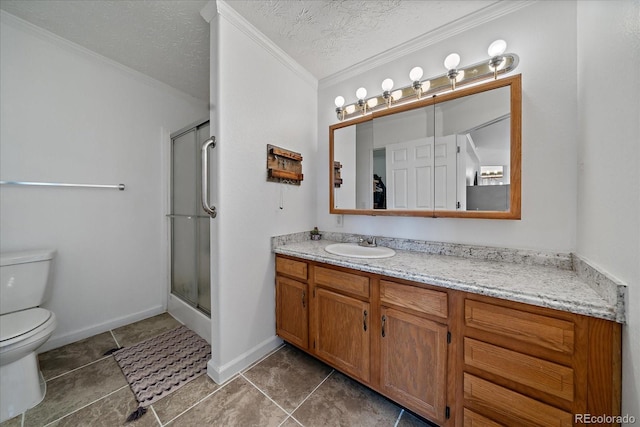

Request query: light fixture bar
[{"left": 336, "top": 53, "right": 519, "bottom": 122}]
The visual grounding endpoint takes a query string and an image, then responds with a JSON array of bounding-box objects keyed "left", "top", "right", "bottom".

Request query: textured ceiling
[
  {"left": 225, "top": 0, "right": 499, "bottom": 80},
  {"left": 1, "top": 0, "right": 507, "bottom": 101},
  {"left": 0, "top": 0, "right": 210, "bottom": 100}
]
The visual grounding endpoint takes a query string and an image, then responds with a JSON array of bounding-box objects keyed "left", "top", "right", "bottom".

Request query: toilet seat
[{"left": 0, "top": 308, "right": 53, "bottom": 348}]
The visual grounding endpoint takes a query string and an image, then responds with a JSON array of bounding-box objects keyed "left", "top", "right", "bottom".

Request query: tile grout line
[
  {"left": 278, "top": 414, "right": 303, "bottom": 427},
  {"left": 278, "top": 368, "right": 336, "bottom": 427},
  {"left": 149, "top": 405, "right": 163, "bottom": 426},
  {"left": 242, "top": 342, "right": 286, "bottom": 374},
  {"left": 161, "top": 374, "right": 241, "bottom": 426},
  {"left": 41, "top": 385, "right": 130, "bottom": 427},
  {"left": 41, "top": 328, "right": 121, "bottom": 382},
  {"left": 44, "top": 354, "right": 115, "bottom": 382},
  {"left": 394, "top": 409, "right": 405, "bottom": 427},
  {"left": 240, "top": 372, "right": 292, "bottom": 416},
  {"left": 109, "top": 329, "right": 121, "bottom": 348}
]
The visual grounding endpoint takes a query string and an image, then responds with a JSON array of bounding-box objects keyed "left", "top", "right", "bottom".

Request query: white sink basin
[{"left": 324, "top": 243, "right": 396, "bottom": 259}]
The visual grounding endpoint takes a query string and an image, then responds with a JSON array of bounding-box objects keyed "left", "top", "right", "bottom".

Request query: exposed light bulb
[
  {"left": 381, "top": 78, "right": 394, "bottom": 92},
  {"left": 488, "top": 39, "right": 507, "bottom": 57},
  {"left": 409, "top": 67, "right": 423, "bottom": 82},
  {"left": 444, "top": 53, "right": 461, "bottom": 70},
  {"left": 356, "top": 87, "right": 367, "bottom": 100}
]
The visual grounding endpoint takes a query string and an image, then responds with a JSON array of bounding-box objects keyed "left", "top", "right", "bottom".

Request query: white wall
[
  {"left": 204, "top": 2, "right": 318, "bottom": 382},
  {"left": 0, "top": 12, "right": 208, "bottom": 350},
  {"left": 317, "top": 1, "right": 578, "bottom": 252},
  {"left": 576, "top": 0, "right": 640, "bottom": 418}
]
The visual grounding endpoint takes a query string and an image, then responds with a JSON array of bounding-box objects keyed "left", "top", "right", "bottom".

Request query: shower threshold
[{"left": 168, "top": 293, "right": 211, "bottom": 344}]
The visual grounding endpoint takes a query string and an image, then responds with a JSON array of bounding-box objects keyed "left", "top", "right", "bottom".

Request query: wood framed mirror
[{"left": 329, "top": 74, "right": 521, "bottom": 219}]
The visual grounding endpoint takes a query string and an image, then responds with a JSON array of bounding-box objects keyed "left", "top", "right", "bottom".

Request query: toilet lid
[{"left": 0, "top": 308, "right": 52, "bottom": 342}]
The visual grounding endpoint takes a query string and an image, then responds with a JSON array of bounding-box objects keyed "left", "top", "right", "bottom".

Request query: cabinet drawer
[
  {"left": 314, "top": 266, "right": 370, "bottom": 298},
  {"left": 465, "top": 300, "right": 574, "bottom": 354},
  {"left": 464, "top": 373, "right": 572, "bottom": 427},
  {"left": 276, "top": 257, "right": 308, "bottom": 281},
  {"left": 380, "top": 280, "right": 448, "bottom": 318},
  {"left": 463, "top": 408, "right": 504, "bottom": 427},
  {"left": 464, "top": 338, "right": 574, "bottom": 401}
]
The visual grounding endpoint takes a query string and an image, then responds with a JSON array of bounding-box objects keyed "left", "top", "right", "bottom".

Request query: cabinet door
[
  {"left": 276, "top": 276, "right": 308, "bottom": 349},
  {"left": 380, "top": 307, "right": 448, "bottom": 423},
  {"left": 314, "top": 288, "right": 370, "bottom": 382}
]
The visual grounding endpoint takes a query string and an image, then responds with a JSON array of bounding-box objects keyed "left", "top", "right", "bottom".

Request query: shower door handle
[{"left": 201, "top": 136, "right": 217, "bottom": 218}]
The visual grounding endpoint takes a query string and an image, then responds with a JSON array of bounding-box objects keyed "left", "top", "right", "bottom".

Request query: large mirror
[{"left": 330, "top": 74, "right": 521, "bottom": 219}]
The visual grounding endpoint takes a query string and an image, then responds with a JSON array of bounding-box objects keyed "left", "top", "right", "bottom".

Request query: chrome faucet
[{"left": 358, "top": 236, "right": 377, "bottom": 247}]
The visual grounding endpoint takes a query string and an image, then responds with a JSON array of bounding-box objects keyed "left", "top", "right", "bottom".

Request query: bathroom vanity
[{"left": 273, "top": 238, "right": 623, "bottom": 427}]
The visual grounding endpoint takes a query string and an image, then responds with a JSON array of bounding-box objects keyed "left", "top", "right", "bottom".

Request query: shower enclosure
[{"left": 169, "top": 120, "right": 212, "bottom": 316}]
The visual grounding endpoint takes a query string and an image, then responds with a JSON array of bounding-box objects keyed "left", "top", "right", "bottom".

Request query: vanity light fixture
[
  {"left": 444, "top": 53, "right": 461, "bottom": 90},
  {"left": 332, "top": 40, "right": 519, "bottom": 122},
  {"left": 356, "top": 87, "right": 368, "bottom": 115},
  {"left": 488, "top": 39, "right": 507, "bottom": 79},
  {"left": 381, "top": 78, "right": 394, "bottom": 107},
  {"left": 334, "top": 96, "right": 345, "bottom": 121},
  {"left": 409, "top": 67, "right": 424, "bottom": 98}
]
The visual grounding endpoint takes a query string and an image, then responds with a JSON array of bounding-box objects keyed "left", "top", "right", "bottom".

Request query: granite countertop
[{"left": 273, "top": 236, "right": 626, "bottom": 323}]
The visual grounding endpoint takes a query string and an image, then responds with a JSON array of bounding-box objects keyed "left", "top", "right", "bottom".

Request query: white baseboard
[
  {"left": 39, "top": 305, "right": 166, "bottom": 353},
  {"left": 207, "top": 335, "right": 283, "bottom": 384}
]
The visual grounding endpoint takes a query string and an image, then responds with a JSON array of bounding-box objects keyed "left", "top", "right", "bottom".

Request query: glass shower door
[{"left": 170, "top": 121, "right": 211, "bottom": 315}]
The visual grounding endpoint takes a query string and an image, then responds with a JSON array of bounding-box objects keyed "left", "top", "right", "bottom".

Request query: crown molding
[
  {"left": 0, "top": 10, "right": 208, "bottom": 106},
  {"left": 210, "top": 0, "right": 317, "bottom": 90},
  {"left": 200, "top": 1, "right": 217, "bottom": 23},
  {"left": 319, "top": 0, "right": 536, "bottom": 90}
]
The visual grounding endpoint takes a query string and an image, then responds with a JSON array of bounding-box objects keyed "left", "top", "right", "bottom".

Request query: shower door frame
[{"left": 166, "top": 118, "right": 212, "bottom": 342}]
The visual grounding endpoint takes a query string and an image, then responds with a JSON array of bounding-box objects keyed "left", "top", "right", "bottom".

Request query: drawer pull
[
  {"left": 363, "top": 310, "right": 368, "bottom": 331},
  {"left": 381, "top": 315, "right": 387, "bottom": 337},
  {"left": 302, "top": 290, "right": 306, "bottom": 308}
]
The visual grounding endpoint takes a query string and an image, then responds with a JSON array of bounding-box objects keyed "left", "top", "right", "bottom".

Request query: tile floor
[{"left": 1, "top": 313, "right": 433, "bottom": 427}]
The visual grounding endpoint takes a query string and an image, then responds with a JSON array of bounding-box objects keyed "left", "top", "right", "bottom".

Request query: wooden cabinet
[
  {"left": 380, "top": 306, "right": 448, "bottom": 423},
  {"left": 276, "top": 276, "right": 308, "bottom": 349},
  {"left": 379, "top": 280, "right": 450, "bottom": 422},
  {"left": 275, "top": 257, "right": 309, "bottom": 349},
  {"left": 314, "top": 287, "right": 370, "bottom": 382},
  {"left": 312, "top": 265, "right": 371, "bottom": 382},
  {"left": 274, "top": 255, "right": 622, "bottom": 427}
]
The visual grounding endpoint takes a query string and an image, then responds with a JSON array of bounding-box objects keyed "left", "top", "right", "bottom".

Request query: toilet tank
[{"left": 0, "top": 249, "right": 56, "bottom": 315}]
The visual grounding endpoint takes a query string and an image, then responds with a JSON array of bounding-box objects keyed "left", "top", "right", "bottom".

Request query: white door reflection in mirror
[
  {"left": 434, "top": 135, "right": 459, "bottom": 210},
  {"left": 385, "top": 138, "right": 433, "bottom": 209}
]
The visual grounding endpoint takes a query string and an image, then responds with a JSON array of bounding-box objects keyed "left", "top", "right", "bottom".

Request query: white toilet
[{"left": 0, "top": 249, "right": 57, "bottom": 423}]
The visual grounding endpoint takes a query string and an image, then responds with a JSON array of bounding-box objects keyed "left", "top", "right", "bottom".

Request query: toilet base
[{"left": 0, "top": 352, "right": 46, "bottom": 423}]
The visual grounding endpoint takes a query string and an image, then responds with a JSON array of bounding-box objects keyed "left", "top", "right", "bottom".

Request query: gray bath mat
[{"left": 113, "top": 325, "right": 211, "bottom": 421}]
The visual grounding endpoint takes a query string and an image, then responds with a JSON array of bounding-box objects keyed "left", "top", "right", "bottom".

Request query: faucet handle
[{"left": 358, "top": 236, "right": 377, "bottom": 247}]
